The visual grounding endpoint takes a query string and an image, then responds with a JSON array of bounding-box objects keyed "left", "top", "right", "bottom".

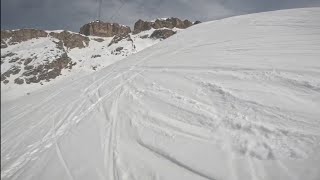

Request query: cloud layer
[{"left": 1, "top": 0, "right": 319, "bottom": 31}]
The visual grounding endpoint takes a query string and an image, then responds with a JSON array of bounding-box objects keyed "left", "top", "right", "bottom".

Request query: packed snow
[{"left": 1, "top": 7, "right": 320, "bottom": 180}]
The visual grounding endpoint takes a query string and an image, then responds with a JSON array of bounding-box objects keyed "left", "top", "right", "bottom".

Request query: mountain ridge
[{"left": 1, "top": 17, "right": 200, "bottom": 96}]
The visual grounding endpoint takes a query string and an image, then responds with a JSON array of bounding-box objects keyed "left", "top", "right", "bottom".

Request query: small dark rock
[
  {"left": 93, "top": 38, "right": 104, "bottom": 42},
  {"left": 193, "top": 21, "right": 202, "bottom": 25},
  {"left": 91, "top": 54, "right": 101, "bottom": 58},
  {"left": 115, "top": 47, "right": 124, "bottom": 52},
  {"left": 139, "top": 35, "right": 149, "bottom": 39}
]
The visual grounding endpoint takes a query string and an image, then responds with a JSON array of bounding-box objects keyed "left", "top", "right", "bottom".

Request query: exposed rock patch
[
  {"left": 1, "top": 52, "right": 16, "bottom": 59},
  {"left": 23, "top": 58, "right": 33, "bottom": 66},
  {"left": 1, "top": 39, "right": 8, "bottom": 48},
  {"left": 14, "top": 78, "right": 24, "bottom": 84},
  {"left": 49, "top": 31, "right": 89, "bottom": 49},
  {"left": 111, "top": 47, "right": 126, "bottom": 55},
  {"left": 23, "top": 54, "right": 73, "bottom": 84},
  {"left": 93, "top": 38, "right": 105, "bottom": 42},
  {"left": 194, "top": 21, "right": 202, "bottom": 25},
  {"left": 115, "top": 47, "right": 124, "bottom": 52},
  {"left": 80, "top": 20, "right": 131, "bottom": 37},
  {"left": 1, "top": 66, "right": 21, "bottom": 81},
  {"left": 108, "top": 34, "right": 133, "bottom": 47},
  {"left": 150, "top": 29, "right": 176, "bottom": 39},
  {"left": 91, "top": 54, "right": 101, "bottom": 58}
]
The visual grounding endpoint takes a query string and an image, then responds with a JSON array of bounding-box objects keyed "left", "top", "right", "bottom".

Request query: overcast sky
[{"left": 1, "top": 0, "right": 320, "bottom": 31}]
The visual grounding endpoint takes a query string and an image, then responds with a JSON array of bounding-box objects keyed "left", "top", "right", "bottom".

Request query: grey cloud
[{"left": 1, "top": 0, "right": 319, "bottom": 31}]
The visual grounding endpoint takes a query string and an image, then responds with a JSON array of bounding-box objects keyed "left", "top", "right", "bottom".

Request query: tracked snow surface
[{"left": 1, "top": 8, "right": 320, "bottom": 180}]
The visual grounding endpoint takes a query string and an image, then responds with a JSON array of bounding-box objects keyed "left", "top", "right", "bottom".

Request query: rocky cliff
[{"left": 133, "top": 17, "right": 196, "bottom": 34}]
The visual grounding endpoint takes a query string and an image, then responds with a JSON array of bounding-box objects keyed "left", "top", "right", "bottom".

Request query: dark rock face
[
  {"left": 133, "top": 20, "right": 154, "bottom": 34},
  {"left": 49, "top": 31, "right": 89, "bottom": 49},
  {"left": 133, "top": 18, "right": 194, "bottom": 34},
  {"left": 79, "top": 21, "right": 131, "bottom": 37},
  {"left": 150, "top": 29, "right": 176, "bottom": 39},
  {"left": 193, "top": 21, "right": 202, "bottom": 25},
  {"left": 1, "top": 39, "right": 8, "bottom": 48},
  {"left": 108, "top": 34, "right": 133, "bottom": 47}
]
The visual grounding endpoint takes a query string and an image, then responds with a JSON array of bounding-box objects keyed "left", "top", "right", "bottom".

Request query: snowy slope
[{"left": 1, "top": 7, "right": 320, "bottom": 180}]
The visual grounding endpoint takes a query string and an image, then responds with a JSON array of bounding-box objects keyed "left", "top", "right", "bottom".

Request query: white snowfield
[{"left": 1, "top": 7, "right": 320, "bottom": 180}]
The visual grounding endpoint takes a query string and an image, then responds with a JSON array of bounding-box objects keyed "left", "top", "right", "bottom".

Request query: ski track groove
[
  {"left": 108, "top": 87, "right": 123, "bottom": 180},
  {"left": 53, "top": 117, "right": 75, "bottom": 180},
  {"left": 137, "top": 141, "right": 217, "bottom": 180}
]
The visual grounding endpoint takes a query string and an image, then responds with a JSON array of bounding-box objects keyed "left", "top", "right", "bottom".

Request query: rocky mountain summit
[
  {"left": 1, "top": 17, "right": 200, "bottom": 90},
  {"left": 79, "top": 20, "right": 131, "bottom": 37},
  {"left": 79, "top": 18, "right": 200, "bottom": 38}
]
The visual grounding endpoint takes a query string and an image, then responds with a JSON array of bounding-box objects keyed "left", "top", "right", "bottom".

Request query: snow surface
[{"left": 1, "top": 7, "right": 320, "bottom": 180}]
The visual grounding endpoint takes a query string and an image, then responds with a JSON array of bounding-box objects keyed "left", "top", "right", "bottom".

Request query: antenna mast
[{"left": 98, "top": 0, "right": 102, "bottom": 20}]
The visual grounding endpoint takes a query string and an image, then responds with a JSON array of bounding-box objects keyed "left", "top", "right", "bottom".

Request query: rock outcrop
[
  {"left": 0, "top": 29, "right": 87, "bottom": 84},
  {"left": 1, "top": 29, "right": 89, "bottom": 49},
  {"left": 49, "top": 31, "right": 89, "bottom": 49},
  {"left": 1, "top": 29, "right": 48, "bottom": 46},
  {"left": 193, "top": 20, "right": 202, "bottom": 25},
  {"left": 150, "top": 29, "right": 176, "bottom": 39},
  {"left": 133, "top": 18, "right": 194, "bottom": 34},
  {"left": 1, "top": 50, "right": 76, "bottom": 85},
  {"left": 108, "top": 34, "right": 133, "bottom": 47},
  {"left": 79, "top": 20, "right": 131, "bottom": 37}
]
